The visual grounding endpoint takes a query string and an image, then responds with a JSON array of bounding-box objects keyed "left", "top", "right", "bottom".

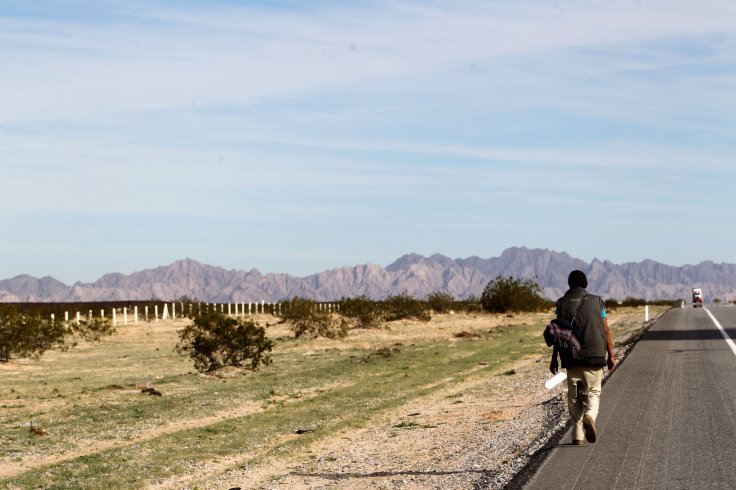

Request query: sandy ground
[{"left": 0, "top": 307, "right": 663, "bottom": 489}]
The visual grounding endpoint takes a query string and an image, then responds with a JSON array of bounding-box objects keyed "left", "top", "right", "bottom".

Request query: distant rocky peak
[
  {"left": 385, "top": 253, "right": 427, "bottom": 272},
  {"left": 2, "top": 249, "right": 736, "bottom": 303}
]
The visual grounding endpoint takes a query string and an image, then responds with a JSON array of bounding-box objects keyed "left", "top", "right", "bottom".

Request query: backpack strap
[{"left": 570, "top": 294, "right": 587, "bottom": 326}]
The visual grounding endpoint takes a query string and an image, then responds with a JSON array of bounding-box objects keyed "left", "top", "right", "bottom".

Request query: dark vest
[{"left": 556, "top": 287, "right": 607, "bottom": 367}]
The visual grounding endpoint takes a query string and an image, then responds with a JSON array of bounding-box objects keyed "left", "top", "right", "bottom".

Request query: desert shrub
[
  {"left": 480, "top": 276, "right": 550, "bottom": 313},
  {"left": 279, "top": 297, "right": 316, "bottom": 323},
  {"left": 621, "top": 297, "right": 647, "bottom": 307},
  {"left": 291, "top": 314, "right": 349, "bottom": 339},
  {"left": 280, "top": 297, "right": 348, "bottom": 338},
  {"left": 603, "top": 298, "right": 621, "bottom": 310},
  {"left": 0, "top": 308, "right": 115, "bottom": 362},
  {"left": 175, "top": 309, "right": 272, "bottom": 372},
  {"left": 426, "top": 291, "right": 455, "bottom": 313},
  {"left": 0, "top": 309, "right": 63, "bottom": 362},
  {"left": 608, "top": 298, "right": 680, "bottom": 310},
  {"left": 69, "top": 317, "right": 116, "bottom": 343},
  {"left": 383, "top": 293, "right": 431, "bottom": 322},
  {"left": 457, "top": 295, "right": 483, "bottom": 314},
  {"left": 177, "top": 296, "right": 200, "bottom": 318},
  {"left": 339, "top": 296, "right": 383, "bottom": 328},
  {"left": 655, "top": 299, "right": 683, "bottom": 306}
]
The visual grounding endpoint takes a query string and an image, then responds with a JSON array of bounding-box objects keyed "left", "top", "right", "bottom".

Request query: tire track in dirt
[
  {"left": 0, "top": 383, "right": 350, "bottom": 479},
  {"left": 147, "top": 362, "right": 509, "bottom": 489}
]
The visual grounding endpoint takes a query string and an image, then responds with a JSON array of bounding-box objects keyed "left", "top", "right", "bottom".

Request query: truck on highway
[{"left": 692, "top": 288, "right": 703, "bottom": 308}]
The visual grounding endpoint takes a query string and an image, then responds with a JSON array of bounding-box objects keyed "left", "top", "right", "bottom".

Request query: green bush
[
  {"left": 177, "top": 296, "right": 200, "bottom": 319},
  {"left": 658, "top": 299, "right": 684, "bottom": 306},
  {"left": 69, "top": 317, "right": 116, "bottom": 343},
  {"left": 175, "top": 309, "right": 273, "bottom": 372},
  {"left": 383, "top": 293, "right": 431, "bottom": 322},
  {"left": 603, "top": 299, "right": 620, "bottom": 310},
  {"left": 339, "top": 296, "right": 383, "bottom": 328},
  {"left": 480, "top": 276, "right": 549, "bottom": 313},
  {"left": 280, "top": 297, "right": 348, "bottom": 338},
  {"left": 279, "top": 297, "right": 316, "bottom": 322},
  {"left": 426, "top": 292, "right": 455, "bottom": 313},
  {"left": 457, "top": 295, "right": 483, "bottom": 314},
  {"left": 607, "top": 298, "right": 681, "bottom": 310},
  {"left": 0, "top": 308, "right": 115, "bottom": 362},
  {"left": 0, "top": 309, "right": 62, "bottom": 362},
  {"left": 621, "top": 297, "right": 647, "bottom": 307},
  {"left": 292, "top": 315, "right": 350, "bottom": 338}
]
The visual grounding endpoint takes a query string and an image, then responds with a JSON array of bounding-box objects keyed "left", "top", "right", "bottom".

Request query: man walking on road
[{"left": 550, "top": 270, "right": 616, "bottom": 445}]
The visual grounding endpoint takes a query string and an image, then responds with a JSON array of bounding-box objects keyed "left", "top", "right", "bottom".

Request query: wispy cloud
[
  {"left": 2, "top": 1, "right": 735, "bottom": 121},
  {"left": 2, "top": 1, "right": 736, "bottom": 281}
]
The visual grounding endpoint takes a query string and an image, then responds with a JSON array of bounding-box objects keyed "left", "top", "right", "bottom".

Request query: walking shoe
[
  {"left": 572, "top": 439, "right": 584, "bottom": 445},
  {"left": 583, "top": 415, "right": 597, "bottom": 443}
]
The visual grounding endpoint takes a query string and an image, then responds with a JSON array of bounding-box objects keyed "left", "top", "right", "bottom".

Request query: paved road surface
[{"left": 523, "top": 306, "right": 736, "bottom": 489}]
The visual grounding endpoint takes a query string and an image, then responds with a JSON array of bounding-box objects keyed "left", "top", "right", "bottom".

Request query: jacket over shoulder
[{"left": 556, "top": 286, "right": 607, "bottom": 367}]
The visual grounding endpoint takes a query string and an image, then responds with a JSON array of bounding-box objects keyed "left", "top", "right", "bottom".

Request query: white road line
[{"left": 704, "top": 307, "right": 736, "bottom": 358}]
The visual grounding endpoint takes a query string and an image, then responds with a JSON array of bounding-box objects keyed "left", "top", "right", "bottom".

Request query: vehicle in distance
[{"left": 692, "top": 288, "right": 703, "bottom": 308}]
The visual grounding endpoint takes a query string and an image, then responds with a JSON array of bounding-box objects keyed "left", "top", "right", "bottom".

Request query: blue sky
[{"left": 2, "top": 0, "right": 736, "bottom": 283}]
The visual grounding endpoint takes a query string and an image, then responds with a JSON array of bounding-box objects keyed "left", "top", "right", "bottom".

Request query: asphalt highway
[{"left": 522, "top": 306, "right": 736, "bottom": 489}]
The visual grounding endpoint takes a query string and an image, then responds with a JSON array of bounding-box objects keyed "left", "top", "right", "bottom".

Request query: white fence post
[
  {"left": 154, "top": 305, "right": 159, "bottom": 321},
  {"left": 162, "top": 303, "right": 169, "bottom": 320},
  {"left": 65, "top": 311, "right": 69, "bottom": 322},
  {"left": 134, "top": 306, "right": 139, "bottom": 324},
  {"left": 172, "top": 302, "right": 176, "bottom": 319},
  {"left": 644, "top": 305, "right": 649, "bottom": 322},
  {"left": 76, "top": 311, "right": 81, "bottom": 324}
]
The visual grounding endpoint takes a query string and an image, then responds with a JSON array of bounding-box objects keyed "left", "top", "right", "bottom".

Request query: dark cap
[{"left": 568, "top": 270, "right": 588, "bottom": 288}]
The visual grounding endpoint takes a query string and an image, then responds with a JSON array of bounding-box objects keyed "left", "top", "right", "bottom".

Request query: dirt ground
[
  {"left": 0, "top": 306, "right": 665, "bottom": 489},
  {"left": 236, "top": 307, "right": 663, "bottom": 490},
  {"left": 154, "top": 307, "right": 662, "bottom": 489}
]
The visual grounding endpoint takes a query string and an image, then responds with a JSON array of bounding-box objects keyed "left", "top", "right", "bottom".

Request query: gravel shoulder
[
  {"left": 192, "top": 307, "right": 667, "bottom": 489},
  {"left": 0, "top": 307, "right": 666, "bottom": 489}
]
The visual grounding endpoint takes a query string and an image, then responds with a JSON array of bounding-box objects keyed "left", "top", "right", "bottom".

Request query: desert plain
[{"left": 0, "top": 305, "right": 667, "bottom": 489}]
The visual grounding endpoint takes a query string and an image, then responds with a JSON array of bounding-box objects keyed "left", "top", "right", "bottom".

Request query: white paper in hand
[{"left": 545, "top": 371, "right": 567, "bottom": 390}]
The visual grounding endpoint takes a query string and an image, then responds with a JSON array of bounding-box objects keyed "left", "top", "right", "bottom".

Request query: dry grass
[{"left": 0, "top": 306, "right": 666, "bottom": 488}]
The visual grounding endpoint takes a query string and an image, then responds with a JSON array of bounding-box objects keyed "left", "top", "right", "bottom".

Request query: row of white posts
[{"left": 49, "top": 301, "right": 340, "bottom": 327}]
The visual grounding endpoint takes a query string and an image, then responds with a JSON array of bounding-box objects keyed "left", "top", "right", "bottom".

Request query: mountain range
[{"left": 2, "top": 247, "right": 735, "bottom": 303}]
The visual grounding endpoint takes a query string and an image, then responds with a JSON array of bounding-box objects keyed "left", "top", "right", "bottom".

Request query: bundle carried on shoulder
[
  {"left": 543, "top": 318, "right": 582, "bottom": 359},
  {"left": 544, "top": 294, "right": 588, "bottom": 359}
]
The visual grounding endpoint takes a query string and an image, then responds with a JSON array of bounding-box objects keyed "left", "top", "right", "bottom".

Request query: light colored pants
[{"left": 566, "top": 365, "right": 604, "bottom": 441}]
